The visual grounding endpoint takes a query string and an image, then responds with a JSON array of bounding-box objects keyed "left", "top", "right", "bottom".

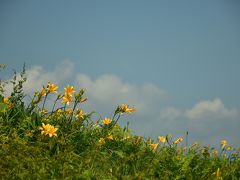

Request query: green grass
[{"left": 0, "top": 66, "right": 239, "bottom": 179}]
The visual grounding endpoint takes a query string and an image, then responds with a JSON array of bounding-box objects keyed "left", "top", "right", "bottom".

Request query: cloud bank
[
  {"left": 4, "top": 60, "right": 74, "bottom": 95},
  {"left": 4, "top": 60, "right": 239, "bottom": 147}
]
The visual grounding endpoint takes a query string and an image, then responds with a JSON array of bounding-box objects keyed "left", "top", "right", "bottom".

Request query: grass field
[{"left": 0, "top": 66, "right": 239, "bottom": 179}]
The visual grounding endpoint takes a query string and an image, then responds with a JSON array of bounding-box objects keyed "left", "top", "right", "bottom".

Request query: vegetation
[{"left": 0, "top": 65, "right": 239, "bottom": 179}]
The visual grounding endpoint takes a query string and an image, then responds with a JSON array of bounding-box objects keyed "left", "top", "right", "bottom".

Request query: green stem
[
  {"left": 41, "top": 93, "right": 48, "bottom": 110},
  {"left": 186, "top": 131, "right": 189, "bottom": 147},
  {"left": 111, "top": 114, "right": 121, "bottom": 128},
  {"left": 51, "top": 96, "right": 60, "bottom": 115},
  {"left": 70, "top": 100, "right": 79, "bottom": 121}
]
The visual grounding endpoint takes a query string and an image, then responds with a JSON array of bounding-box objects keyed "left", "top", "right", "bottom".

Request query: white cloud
[
  {"left": 160, "top": 107, "right": 183, "bottom": 120},
  {"left": 75, "top": 73, "right": 166, "bottom": 115},
  {"left": 185, "top": 98, "right": 238, "bottom": 120}
]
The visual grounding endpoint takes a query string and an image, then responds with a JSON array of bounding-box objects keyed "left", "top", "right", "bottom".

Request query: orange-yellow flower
[
  {"left": 183, "top": 146, "right": 188, "bottom": 152},
  {"left": 47, "top": 82, "right": 58, "bottom": 93},
  {"left": 158, "top": 136, "right": 166, "bottom": 143},
  {"left": 80, "top": 97, "right": 88, "bottom": 103},
  {"left": 75, "top": 109, "right": 86, "bottom": 119},
  {"left": 39, "top": 123, "right": 58, "bottom": 137},
  {"left": 212, "top": 150, "right": 218, "bottom": 157},
  {"left": 98, "top": 138, "right": 105, "bottom": 145},
  {"left": 57, "top": 109, "right": 63, "bottom": 114},
  {"left": 3, "top": 97, "right": 14, "bottom": 109},
  {"left": 62, "top": 93, "right": 72, "bottom": 105},
  {"left": 173, "top": 137, "right": 183, "bottom": 144},
  {"left": 118, "top": 104, "right": 136, "bottom": 114},
  {"left": 40, "top": 108, "right": 48, "bottom": 115},
  {"left": 213, "top": 168, "right": 222, "bottom": 178},
  {"left": 102, "top": 118, "right": 112, "bottom": 125},
  {"left": 65, "top": 108, "right": 73, "bottom": 114},
  {"left": 40, "top": 88, "right": 47, "bottom": 97},
  {"left": 3, "top": 97, "right": 10, "bottom": 104},
  {"left": 149, "top": 143, "right": 159, "bottom": 150},
  {"left": 106, "top": 134, "right": 113, "bottom": 141},
  {"left": 64, "top": 85, "right": 75, "bottom": 95},
  {"left": 220, "top": 139, "right": 227, "bottom": 149}
]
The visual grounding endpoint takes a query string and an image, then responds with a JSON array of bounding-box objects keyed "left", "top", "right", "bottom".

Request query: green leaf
[
  {"left": 0, "top": 102, "right": 8, "bottom": 112},
  {"left": 114, "top": 150, "right": 125, "bottom": 158}
]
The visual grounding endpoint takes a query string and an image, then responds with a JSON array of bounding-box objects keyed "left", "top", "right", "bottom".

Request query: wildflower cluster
[
  {"left": 0, "top": 67, "right": 239, "bottom": 179},
  {"left": 22, "top": 82, "right": 91, "bottom": 137},
  {"left": 62, "top": 85, "right": 74, "bottom": 105}
]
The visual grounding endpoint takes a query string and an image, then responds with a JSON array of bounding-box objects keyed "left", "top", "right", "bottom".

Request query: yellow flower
[
  {"left": 212, "top": 150, "right": 218, "bottom": 157},
  {"left": 39, "top": 123, "right": 58, "bottom": 137},
  {"left": 106, "top": 134, "right": 113, "bottom": 141},
  {"left": 183, "top": 146, "right": 188, "bottom": 152},
  {"left": 118, "top": 104, "right": 136, "bottom": 114},
  {"left": 173, "top": 137, "right": 183, "bottom": 144},
  {"left": 226, "top": 146, "right": 232, "bottom": 151},
  {"left": 75, "top": 109, "right": 86, "bottom": 119},
  {"left": 102, "top": 118, "right": 112, "bottom": 125},
  {"left": 64, "top": 85, "right": 75, "bottom": 95},
  {"left": 177, "top": 147, "right": 182, "bottom": 153},
  {"left": 40, "top": 88, "right": 47, "bottom": 97},
  {"left": 80, "top": 97, "right": 88, "bottom": 103},
  {"left": 98, "top": 138, "right": 105, "bottom": 145},
  {"left": 149, "top": 143, "right": 159, "bottom": 150},
  {"left": 47, "top": 82, "right": 58, "bottom": 93},
  {"left": 220, "top": 139, "right": 227, "bottom": 149},
  {"left": 213, "top": 168, "right": 222, "bottom": 179},
  {"left": 65, "top": 108, "right": 73, "bottom": 114},
  {"left": 158, "top": 136, "right": 166, "bottom": 143},
  {"left": 62, "top": 93, "right": 72, "bottom": 105},
  {"left": 3, "top": 97, "right": 14, "bottom": 109},
  {"left": 40, "top": 108, "right": 48, "bottom": 115},
  {"left": 134, "top": 137, "right": 143, "bottom": 145},
  {"left": 3, "top": 97, "right": 10, "bottom": 104},
  {"left": 57, "top": 109, "right": 63, "bottom": 114},
  {"left": 190, "top": 142, "right": 200, "bottom": 149}
]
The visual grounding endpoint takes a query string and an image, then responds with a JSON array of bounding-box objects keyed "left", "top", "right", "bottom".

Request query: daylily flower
[
  {"left": 173, "top": 137, "right": 183, "bottom": 144},
  {"left": 220, "top": 139, "right": 228, "bottom": 149},
  {"left": 118, "top": 104, "right": 136, "bottom": 114},
  {"left": 3, "top": 97, "right": 10, "bottom": 104},
  {"left": 158, "top": 136, "right": 166, "bottom": 143},
  {"left": 47, "top": 82, "right": 58, "bottom": 93},
  {"left": 98, "top": 138, "right": 105, "bottom": 145},
  {"left": 149, "top": 143, "right": 159, "bottom": 150},
  {"left": 75, "top": 109, "right": 86, "bottom": 119},
  {"left": 106, "top": 134, "right": 113, "bottom": 141},
  {"left": 40, "top": 88, "right": 47, "bottom": 97},
  {"left": 40, "top": 108, "right": 48, "bottom": 115},
  {"left": 3, "top": 97, "right": 14, "bottom": 109},
  {"left": 39, "top": 123, "right": 58, "bottom": 137},
  {"left": 62, "top": 93, "right": 72, "bottom": 105},
  {"left": 212, "top": 150, "right": 218, "bottom": 157},
  {"left": 212, "top": 168, "right": 222, "bottom": 179},
  {"left": 102, "top": 118, "right": 112, "bottom": 125},
  {"left": 65, "top": 108, "right": 73, "bottom": 114},
  {"left": 64, "top": 85, "right": 75, "bottom": 95}
]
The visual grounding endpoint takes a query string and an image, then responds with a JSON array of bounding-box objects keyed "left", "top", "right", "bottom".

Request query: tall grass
[{"left": 0, "top": 65, "right": 239, "bottom": 179}]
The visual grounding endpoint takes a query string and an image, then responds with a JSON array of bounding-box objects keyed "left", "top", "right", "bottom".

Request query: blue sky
[{"left": 1, "top": 0, "right": 240, "bottom": 147}]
